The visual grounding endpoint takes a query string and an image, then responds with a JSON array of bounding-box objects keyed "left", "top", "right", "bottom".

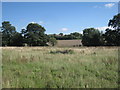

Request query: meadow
[{"left": 2, "top": 47, "right": 119, "bottom": 88}]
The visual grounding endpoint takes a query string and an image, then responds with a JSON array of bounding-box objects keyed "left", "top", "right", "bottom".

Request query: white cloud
[
  {"left": 38, "top": 21, "right": 44, "bottom": 25},
  {"left": 29, "top": 21, "right": 44, "bottom": 25},
  {"left": 21, "top": 27, "right": 26, "bottom": 29},
  {"left": 30, "top": 21, "right": 36, "bottom": 24},
  {"left": 96, "top": 26, "right": 114, "bottom": 32},
  {"left": 105, "top": 3, "right": 115, "bottom": 8},
  {"left": 80, "top": 26, "right": 114, "bottom": 34},
  {"left": 60, "top": 28, "right": 69, "bottom": 32},
  {"left": 80, "top": 31, "right": 83, "bottom": 34}
]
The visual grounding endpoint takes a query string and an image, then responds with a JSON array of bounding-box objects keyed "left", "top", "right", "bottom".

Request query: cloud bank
[
  {"left": 60, "top": 28, "right": 69, "bottom": 32},
  {"left": 104, "top": 3, "right": 115, "bottom": 8}
]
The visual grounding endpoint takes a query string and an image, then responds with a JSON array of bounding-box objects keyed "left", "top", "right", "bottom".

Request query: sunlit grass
[{"left": 2, "top": 47, "right": 118, "bottom": 88}]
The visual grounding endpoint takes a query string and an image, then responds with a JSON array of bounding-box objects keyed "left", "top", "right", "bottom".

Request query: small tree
[
  {"left": 82, "top": 28, "right": 102, "bottom": 46},
  {"left": 49, "top": 37, "right": 57, "bottom": 46},
  {"left": 59, "top": 33, "right": 63, "bottom": 36},
  {"left": 2, "top": 21, "right": 17, "bottom": 46}
]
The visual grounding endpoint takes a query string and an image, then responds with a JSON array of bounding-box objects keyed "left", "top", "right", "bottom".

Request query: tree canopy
[
  {"left": 1, "top": 13, "right": 120, "bottom": 46},
  {"left": 2, "top": 21, "right": 18, "bottom": 46},
  {"left": 49, "top": 32, "right": 82, "bottom": 40},
  {"left": 22, "top": 23, "right": 48, "bottom": 46},
  {"left": 103, "top": 13, "right": 120, "bottom": 46},
  {"left": 82, "top": 28, "right": 102, "bottom": 46},
  {"left": 108, "top": 13, "right": 120, "bottom": 30}
]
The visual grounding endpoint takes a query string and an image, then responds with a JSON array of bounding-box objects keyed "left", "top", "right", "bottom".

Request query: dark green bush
[{"left": 50, "top": 49, "right": 74, "bottom": 54}]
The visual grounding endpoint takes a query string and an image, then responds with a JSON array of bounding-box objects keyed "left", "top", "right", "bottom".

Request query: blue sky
[{"left": 2, "top": 2, "right": 118, "bottom": 34}]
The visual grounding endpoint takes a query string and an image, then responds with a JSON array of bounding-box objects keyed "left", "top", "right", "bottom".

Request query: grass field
[
  {"left": 56, "top": 40, "right": 82, "bottom": 47},
  {"left": 2, "top": 47, "right": 119, "bottom": 88}
]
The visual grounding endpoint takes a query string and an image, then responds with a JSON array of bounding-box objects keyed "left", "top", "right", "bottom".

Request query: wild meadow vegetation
[
  {"left": 1, "top": 5, "right": 120, "bottom": 88},
  {"left": 2, "top": 47, "right": 118, "bottom": 88}
]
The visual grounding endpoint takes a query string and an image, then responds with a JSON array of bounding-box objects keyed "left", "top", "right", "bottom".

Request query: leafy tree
[
  {"left": 21, "top": 29, "right": 26, "bottom": 44},
  {"left": 103, "top": 29, "right": 120, "bottom": 46},
  {"left": 22, "top": 23, "right": 48, "bottom": 46},
  {"left": 49, "top": 32, "right": 82, "bottom": 40},
  {"left": 49, "top": 37, "right": 57, "bottom": 46},
  {"left": 108, "top": 13, "right": 120, "bottom": 30},
  {"left": 11, "top": 32, "right": 23, "bottom": 46},
  {"left": 2, "top": 21, "right": 17, "bottom": 46},
  {"left": 59, "top": 33, "right": 63, "bottom": 36},
  {"left": 70, "top": 32, "right": 82, "bottom": 39},
  {"left": 104, "top": 13, "right": 120, "bottom": 46},
  {"left": 82, "top": 28, "right": 102, "bottom": 46}
]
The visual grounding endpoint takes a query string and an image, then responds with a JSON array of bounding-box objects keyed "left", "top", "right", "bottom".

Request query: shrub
[{"left": 50, "top": 49, "right": 74, "bottom": 54}]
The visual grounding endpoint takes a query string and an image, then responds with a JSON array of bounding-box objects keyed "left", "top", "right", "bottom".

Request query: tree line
[
  {"left": 1, "top": 13, "right": 120, "bottom": 46},
  {"left": 49, "top": 32, "right": 82, "bottom": 40}
]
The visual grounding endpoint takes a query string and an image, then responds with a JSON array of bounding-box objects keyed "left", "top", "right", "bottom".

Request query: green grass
[{"left": 2, "top": 47, "right": 118, "bottom": 88}]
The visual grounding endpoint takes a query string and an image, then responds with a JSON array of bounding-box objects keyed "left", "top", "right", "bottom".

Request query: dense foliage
[
  {"left": 21, "top": 23, "right": 48, "bottom": 46},
  {"left": 1, "top": 22, "right": 49, "bottom": 46},
  {"left": 49, "top": 37, "right": 57, "bottom": 46},
  {"left": 103, "top": 13, "right": 120, "bottom": 46},
  {"left": 82, "top": 28, "right": 102, "bottom": 46},
  {"left": 49, "top": 32, "right": 82, "bottom": 40},
  {"left": 1, "top": 21, "right": 23, "bottom": 46},
  {"left": 1, "top": 13, "right": 120, "bottom": 46},
  {"left": 82, "top": 13, "right": 120, "bottom": 46}
]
